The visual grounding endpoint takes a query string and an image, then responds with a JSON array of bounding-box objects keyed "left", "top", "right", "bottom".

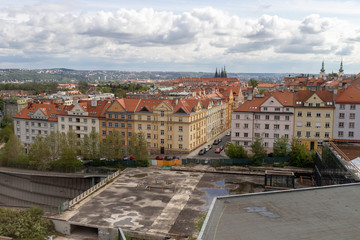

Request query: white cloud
[{"left": 0, "top": 1, "right": 359, "bottom": 72}]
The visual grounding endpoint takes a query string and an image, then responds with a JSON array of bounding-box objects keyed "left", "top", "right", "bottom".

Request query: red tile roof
[
  {"left": 13, "top": 101, "right": 69, "bottom": 121},
  {"left": 335, "top": 85, "right": 360, "bottom": 102},
  {"left": 233, "top": 96, "right": 269, "bottom": 112}
]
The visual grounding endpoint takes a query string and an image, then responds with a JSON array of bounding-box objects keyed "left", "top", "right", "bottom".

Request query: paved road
[{"left": 186, "top": 131, "right": 231, "bottom": 159}]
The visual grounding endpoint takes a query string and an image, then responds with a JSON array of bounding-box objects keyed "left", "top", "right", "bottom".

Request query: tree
[
  {"left": 47, "top": 131, "right": 62, "bottom": 161},
  {"left": 225, "top": 142, "right": 247, "bottom": 158},
  {"left": 129, "top": 132, "right": 149, "bottom": 166},
  {"left": 0, "top": 123, "right": 13, "bottom": 142},
  {"left": 250, "top": 137, "right": 267, "bottom": 166},
  {"left": 273, "top": 136, "right": 289, "bottom": 157},
  {"left": 100, "top": 131, "right": 124, "bottom": 160},
  {"left": 289, "top": 138, "right": 315, "bottom": 168},
  {"left": 78, "top": 80, "right": 89, "bottom": 93},
  {"left": 0, "top": 132, "right": 27, "bottom": 167},
  {"left": 28, "top": 135, "right": 51, "bottom": 170},
  {"left": 248, "top": 78, "right": 259, "bottom": 90}
]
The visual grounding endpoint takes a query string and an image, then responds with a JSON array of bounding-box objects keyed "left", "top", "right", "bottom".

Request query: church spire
[
  {"left": 320, "top": 59, "right": 326, "bottom": 79},
  {"left": 338, "top": 59, "right": 344, "bottom": 78}
]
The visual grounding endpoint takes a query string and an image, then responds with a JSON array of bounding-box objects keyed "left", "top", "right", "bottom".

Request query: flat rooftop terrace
[
  {"left": 199, "top": 183, "right": 360, "bottom": 240},
  {"left": 56, "top": 168, "right": 266, "bottom": 238}
]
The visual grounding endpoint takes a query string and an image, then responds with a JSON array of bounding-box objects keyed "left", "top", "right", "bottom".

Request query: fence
[
  {"left": 59, "top": 169, "right": 122, "bottom": 213},
  {"left": 182, "top": 157, "right": 289, "bottom": 166}
]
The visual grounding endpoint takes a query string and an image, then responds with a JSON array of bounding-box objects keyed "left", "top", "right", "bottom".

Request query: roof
[
  {"left": 57, "top": 100, "right": 110, "bottom": 118},
  {"left": 233, "top": 96, "right": 269, "bottom": 112},
  {"left": 335, "top": 85, "right": 360, "bottom": 102},
  {"left": 199, "top": 183, "right": 360, "bottom": 240},
  {"left": 271, "top": 90, "right": 294, "bottom": 106},
  {"left": 13, "top": 101, "right": 69, "bottom": 122}
]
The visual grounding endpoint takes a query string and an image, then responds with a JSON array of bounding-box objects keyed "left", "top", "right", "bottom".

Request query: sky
[{"left": 1, "top": 0, "right": 360, "bottom": 73}]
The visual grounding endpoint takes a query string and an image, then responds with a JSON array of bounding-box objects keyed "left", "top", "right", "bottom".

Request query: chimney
[{"left": 91, "top": 98, "right": 97, "bottom": 107}]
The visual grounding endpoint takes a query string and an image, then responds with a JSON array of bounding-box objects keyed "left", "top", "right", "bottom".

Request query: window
[
  {"left": 244, "top": 133, "right": 248, "bottom": 137},
  {"left": 128, "top": 115, "right": 132, "bottom": 120},
  {"left": 348, "top": 132, "right": 354, "bottom": 137},
  {"left": 316, "top": 103, "right": 320, "bottom": 107},
  {"left": 285, "top": 116, "right": 290, "bottom": 121},
  {"left": 274, "top": 133, "right": 279, "bottom": 138},
  {"left": 339, "top": 113, "right": 345, "bottom": 119},
  {"left": 138, "top": 115, "right": 142, "bottom": 120},
  {"left": 318, "top": 141, "right": 323, "bottom": 146},
  {"left": 315, "top": 132, "right": 320, "bottom": 137},
  {"left": 350, "top": 113, "right": 355, "bottom": 119},
  {"left": 114, "top": 123, "right": 119, "bottom": 128},
  {"left": 147, "top": 116, "right": 151, "bottom": 121},
  {"left": 168, "top": 126, "right": 172, "bottom": 131},
  {"left": 264, "top": 133, "right": 269, "bottom": 138},
  {"left": 102, "top": 130, "right": 106, "bottom": 136},
  {"left": 121, "top": 114, "right": 125, "bottom": 119},
  {"left": 128, "top": 123, "right": 132, "bottom": 129},
  {"left": 76, "top": 118, "right": 80, "bottom": 123},
  {"left": 108, "top": 122, "right": 113, "bottom": 127},
  {"left": 274, "top": 124, "right": 280, "bottom": 129},
  {"left": 26, "top": 129, "right": 29, "bottom": 133},
  {"left": 179, "top": 144, "right": 183, "bottom": 149},
  {"left": 284, "top": 134, "right": 289, "bottom": 139},
  {"left": 325, "top": 132, "right": 330, "bottom": 138},
  {"left": 108, "top": 114, "right": 112, "bottom": 119},
  {"left": 285, "top": 125, "right": 289, "bottom": 130},
  {"left": 306, "top": 131, "right": 310, "bottom": 137},
  {"left": 102, "top": 122, "right": 106, "bottom": 127},
  {"left": 50, "top": 123, "right": 54, "bottom": 128},
  {"left": 298, "top": 111, "right": 302, "bottom": 117},
  {"left": 245, "top": 115, "right": 249, "bottom": 120},
  {"left": 235, "top": 132, "right": 240, "bottom": 137},
  {"left": 264, "top": 142, "right": 269, "bottom": 147},
  {"left": 297, "top": 121, "right": 302, "bottom": 127},
  {"left": 244, "top": 123, "right": 249, "bottom": 129},
  {"left": 326, "top": 113, "right": 330, "bottom": 118},
  {"left": 179, "top": 117, "right": 183, "bottom": 122},
  {"left": 154, "top": 134, "right": 157, "bottom": 139},
  {"left": 61, "top": 117, "right": 64, "bottom": 122},
  {"left": 92, "top": 127, "right": 96, "bottom": 131},
  {"left": 265, "top": 115, "right": 270, "bottom": 120},
  {"left": 254, "top": 133, "right": 260, "bottom": 137},
  {"left": 339, "top": 122, "right": 344, "bottom": 128},
  {"left": 338, "top": 131, "right": 343, "bottom": 137},
  {"left": 31, "top": 122, "right": 34, "bottom": 126},
  {"left": 263, "top": 107, "right": 268, "bottom": 111},
  {"left": 315, "top": 122, "right": 321, "bottom": 128},
  {"left": 255, "top": 123, "right": 260, "bottom": 129},
  {"left": 297, "top": 131, "right": 301, "bottom": 137},
  {"left": 161, "top": 121, "right": 164, "bottom": 126},
  {"left": 128, "top": 132, "right": 132, "bottom": 137},
  {"left": 161, "top": 139, "right": 164, "bottom": 144},
  {"left": 236, "top": 123, "right": 240, "bottom": 128},
  {"left": 147, "top": 124, "right": 151, "bottom": 130},
  {"left": 350, "top": 104, "right": 356, "bottom": 110},
  {"left": 61, "top": 125, "right": 65, "bottom": 130},
  {"left": 255, "top": 115, "right": 260, "bottom": 120},
  {"left": 349, "top": 122, "right": 355, "bottom": 128},
  {"left": 161, "top": 130, "right": 164, "bottom": 135},
  {"left": 179, "top": 126, "right": 183, "bottom": 132},
  {"left": 306, "top": 122, "right": 311, "bottom": 127},
  {"left": 275, "top": 107, "right": 280, "bottom": 111},
  {"left": 69, "top": 126, "right": 72, "bottom": 130},
  {"left": 161, "top": 111, "right": 164, "bottom": 117},
  {"left": 121, "top": 123, "right": 125, "bottom": 128},
  {"left": 244, "top": 142, "right": 248, "bottom": 146},
  {"left": 38, "top": 123, "right": 41, "bottom": 127},
  {"left": 168, "top": 135, "right": 172, "bottom": 140},
  {"left": 76, "top": 126, "right": 80, "bottom": 131},
  {"left": 307, "top": 112, "right": 312, "bottom": 117},
  {"left": 179, "top": 135, "right": 183, "bottom": 141},
  {"left": 274, "top": 116, "right": 280, "bottom": 120},
  {"left": 138, "top": 124, "right": 142, "bottom": 130},
  {"left": 325, "top": 122, "right": 330, "bottom": 128},
  {"left": 316, "top": 112, "right": 321, "bottom": 117},
  {"left": 286, "top": 108, "right": 290, "bottom": 111},
  {"left": 340, "top": 104, "right": 345, "bottom": 109},
  {"left": 265, "top": 124, "right": 269, "bottom": 129},
  {"left": 236, "top": 114, "right": 240, "bottom": 119},
  {"left": 92, "top": 119, "right": 96, "bottom": 124}
]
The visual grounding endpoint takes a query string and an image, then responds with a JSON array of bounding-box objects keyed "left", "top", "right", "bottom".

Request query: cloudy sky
[{"left": 1, "top": 0, "right": 360, "bottom": 73}]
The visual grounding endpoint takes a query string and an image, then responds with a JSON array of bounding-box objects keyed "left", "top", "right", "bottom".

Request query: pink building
[{"left": 231, "top": 91, "right": 295, "bottom": 153}]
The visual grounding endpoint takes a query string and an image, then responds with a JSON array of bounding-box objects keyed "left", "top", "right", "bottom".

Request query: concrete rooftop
[{"left": 198, "top": 183, "right": 360, "bottom": 240}]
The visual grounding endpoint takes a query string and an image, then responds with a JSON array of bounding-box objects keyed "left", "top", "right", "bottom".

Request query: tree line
[
  {"left": 0, "top": 130, "right": 149, "bottom": 171},
  {"left": 225, "top": 136, "right": 315, "bottom": 168}
]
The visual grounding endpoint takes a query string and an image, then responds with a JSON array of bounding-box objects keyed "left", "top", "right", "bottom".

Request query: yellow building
[{"left": 293, "top": 90, "right": 335, "bottom": 151}]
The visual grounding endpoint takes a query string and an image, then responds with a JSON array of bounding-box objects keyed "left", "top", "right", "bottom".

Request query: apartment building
[
  {"left": 3, "top": 97, "right": 29, "bottom": 118},
  {"left": 57, "top": 99, "right": 110, "bottom": 138},
  {"left": 231, "top": 91, "right": 294, "bottom": 152},
  {"left": 293, "top": 90, "right": 335, "bottom": 151},
  {"left": 13, "top": 101, "right": 65, "bottom": 150},
  {"left": 333, "top": 85, "right": 360, "bottom": 142},
  {"left": 99, "top": 99, "right": 140, "bottom": 146}
]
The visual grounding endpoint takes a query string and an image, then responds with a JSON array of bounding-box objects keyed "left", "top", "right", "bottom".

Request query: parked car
[
  {"left": 215, "top": 147, "right": 221, "bottom": 153},
  {"left": 226, "top": 131, "right": 231, "bottom": 136},
  {"left": 213, "top": 139, "right": 219, "bottom": 145},
  {"left": 123, "top": 156, "right": 129, "bottom": 161},
  {"left": 198, "top": 149, "right": 205, "bottom": 155},
  {"left": 164, "top": 156, "right": 172, "bottom": 160},
  {"left": 156, "top": 155, "right": 164, "bottom": 160},
  {"left": 172, "top": 156, "right": 180, "bottom": 159},
  {"left": 204, "top": 146, "right": 209, "bottom": 152},
  {"left": 220, "top": 145, "right": 224, "bottom": 151},
  {"left": 218, "top": 138, "right": 222, "bottom": 143},
  {"left": 130, "top": 156, "right": 135, "bottom": 160},
  {"left": 208, "top": 144, "right": 212, "bottom": 150}
]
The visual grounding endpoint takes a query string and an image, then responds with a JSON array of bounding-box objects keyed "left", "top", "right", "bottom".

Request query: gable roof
[
  {"left": 233, "top": 96, "right": 269, "bottom": 112},
  {"left": 335, "top": 85, "right": 360, "bottom": 102},
  {"left": 13, "top": 101, "right": 69, "bottom": 121}
]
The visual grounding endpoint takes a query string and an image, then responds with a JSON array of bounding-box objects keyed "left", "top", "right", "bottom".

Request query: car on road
[
  {"left": 218, "top": 138, "right": 222, "bottom": 143},
  {"left": 172, "top": 156, "right": 180, "bottom": 159},
  {"left": 123, "top": 156, "right": 135, "bottom": 161},
  {"left": 208, "top": 144, "right": 212, "bottom": 150},
  {"left": 215, "top": 147, "right": 221, "bottom": 153},
  {"left": 156, "top": 155, "right": 163, "bottom": 160},
  {"left": 226, "top": 131, "right": 231, "bottom": 136},
  {"left": 198, "top": 149, "right": 205, "bottom": 155},
  {"left": 220, "top": 145, "right": 224, "bottom": 151},
  {"left": 204, "top": 146, "right": 210, "bottom": 152},
  {"left": 213, "top": 139, "right": 219, "bottom": 145},
  {"left": 164, "top": 156, "right": 172, "bottom": 160}
]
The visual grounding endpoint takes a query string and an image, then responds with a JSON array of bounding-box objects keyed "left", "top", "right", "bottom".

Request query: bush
[{"left": 0, "top": 206, "right": 54, "bottom": 239}]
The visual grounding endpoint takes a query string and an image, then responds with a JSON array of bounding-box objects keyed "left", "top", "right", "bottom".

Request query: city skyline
[{"left": 1, "top": 0, "right": 360, "bottom": 73}]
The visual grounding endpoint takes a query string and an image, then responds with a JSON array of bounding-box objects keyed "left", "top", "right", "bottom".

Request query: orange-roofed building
[
  {"left": 333, "top": 84, "right": 360, "bottom": 142},
  {"left": 13, "top": 101, "right": 68, "bottom": 150}
]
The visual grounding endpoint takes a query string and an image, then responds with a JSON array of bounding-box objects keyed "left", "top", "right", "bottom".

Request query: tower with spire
[
  {"left": 320, "top": 59, "right": 326, "bottom": 79},
  {"left": 338, "top": 59, "right": 344, "bottom": 79}
]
